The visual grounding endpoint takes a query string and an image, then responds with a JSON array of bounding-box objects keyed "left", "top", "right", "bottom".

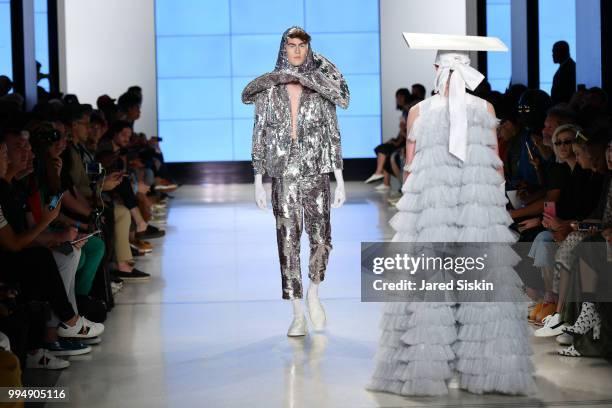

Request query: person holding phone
[
  {"left": 6, "top": 125, "right": 105, "bottom": 335},
  {"left": 543, "top": 136, "right": 612, "bottom": 357},
  {"left": 97, "top": 121, "right": 156, "bottom": 280},
  {"left": 512, "top": 126, "right": 577, "bottom": 324},
  {"left": 533, "top": 130, "right": 609, "bottom": 337},
  {"left": 27, "top": 121, "right": 112, "bottom": 317},
  {"left": 510, "top": 90, "right": 551, "bottom": 192},
  {"left": 510, "top": 124, "right": 579, "bottom": 237},
  {"left": 0, "top": 135, "right": 102, "bottom": 369},
  {"left": 526, "top": 125, "right": 602, "bottom": 324}
]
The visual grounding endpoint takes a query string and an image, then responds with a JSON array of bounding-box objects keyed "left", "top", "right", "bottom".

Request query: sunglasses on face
[
  {"left": 39, "top": 129, "right": 64, "bottom": 143},
  {"left": 554, "top": 140, "right": 574, "bottom": 146},
  {"left": 517, "top": 105, "right": 531, "bottom": 114}
]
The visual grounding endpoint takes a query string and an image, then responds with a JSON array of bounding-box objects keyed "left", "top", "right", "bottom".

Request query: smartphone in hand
[
  {"left": 544, "top": 201, "right": 556, "bottom": 218},
  {"left": 577, "top": 222, "right": 603, "bottom": 232},
  {"left": 525, "top": 141, "right": 535, "bottom": 161},
  {"left": 70, "top": 230, "right": 101, "bottom": 245},
  {"left": 48, "top": 192, "right": 65, "bottom": 211}
]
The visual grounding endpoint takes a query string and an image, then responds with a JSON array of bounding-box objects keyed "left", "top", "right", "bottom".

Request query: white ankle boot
[
  {"left": 307, "top": 291, "right": 326, "bottom": 331},
  {"left": 287, "top": 314, "right": 308, "bottom": 337}
]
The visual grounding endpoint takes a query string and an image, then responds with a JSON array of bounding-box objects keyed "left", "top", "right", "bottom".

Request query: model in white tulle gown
[{"left": 368, "top": 93, "right": 536, "bottom": 396}]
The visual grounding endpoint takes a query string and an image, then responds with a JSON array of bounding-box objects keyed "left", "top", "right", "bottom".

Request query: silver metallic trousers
[{"left": 271, "top": 171, "right": 332, "bottom": 300}]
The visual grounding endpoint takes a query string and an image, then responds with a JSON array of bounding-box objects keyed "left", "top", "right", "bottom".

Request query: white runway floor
[{"left": 47, "top": 182, "right": 612, "bottom": 408}]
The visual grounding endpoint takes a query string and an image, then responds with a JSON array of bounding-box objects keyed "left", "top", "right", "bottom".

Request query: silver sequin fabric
[
  {"left": 272, "top": 140, "right": 332, "bottom": 299},
  {"left": 243, "top": 26, "right": 350, "bottom": 177},
  {"left": 250, "top": 85, "right": 342, "bottom": 177},
  {"left": 244, "top": 27, "right": 346, "bottom": 299}
]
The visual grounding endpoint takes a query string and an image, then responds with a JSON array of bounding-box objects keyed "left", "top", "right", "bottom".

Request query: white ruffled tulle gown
[{"left": 368, "top": 94, "right": 536, "bottom": 396}]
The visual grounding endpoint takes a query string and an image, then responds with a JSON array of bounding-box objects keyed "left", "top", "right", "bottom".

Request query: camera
[
  {"left": 86, "top": 162, "right": 104, "bottom": 182},
  {"left": 86, "top": 162, "right": 103, "bottom": 176}
]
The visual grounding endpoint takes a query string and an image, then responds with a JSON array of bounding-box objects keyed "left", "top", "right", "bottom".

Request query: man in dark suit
[{"left": 551, "top": 41, "right": 576, "bottom": 104}]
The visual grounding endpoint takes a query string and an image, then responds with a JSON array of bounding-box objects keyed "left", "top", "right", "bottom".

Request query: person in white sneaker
[
  {"left": 0, "top": 132, "right": 104, "bottom": 365},
  {"left": 26, "top": 348, "right": 70, "bottom": 370},
  {"left": 534, "top": 312, "right": 567, "bottom": 337},
  {"left": 57, "top": 315, "right": 104, "bottom": 339}
]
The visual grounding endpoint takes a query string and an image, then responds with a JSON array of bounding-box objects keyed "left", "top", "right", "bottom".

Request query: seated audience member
[
  {"left": 530, "top": 105, "right": 578, "bottom": 185},
  {"left": 541, "top": 134, "right": 611, "bottom": 356},
  {"left": 517, "top": 124, "right": 576, "bottom": 320},
  {"left": 0, "top": 131, "right": 102, "bottom": 370},
  {"left": 508, "top": 89, "right": 552, "bottom": 194},
  {"left": 0, "top": 81, "right": 174, "bottom": 381},
  {"left": 87, "top": 110, "right": 108, "bottom": 152},
  {"left": 365, "top": 88, "right": 412, "bottom": 188},
  {"left": 98, "top": 121, "right": 157, "bottom": 280},
  {"left": 28, "top": 122, "right": 108, "bottom": 321},
  {"left": 531, "top": 129, "right": 609, "bottom": 332},
  {"left": 116, "top": 92, "right": 141, "bottom": 128},
  {"left": 96, "top": 94, "right": 117, "bottom": 126},
  {"left": 411, "top": 84, "right": 426, "bottom": 102}
]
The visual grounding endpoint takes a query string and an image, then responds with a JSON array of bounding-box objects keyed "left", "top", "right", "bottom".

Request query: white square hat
[
  {"left": 402, "top": 32, "right": 508, "bottom": 52},
  {"left": 399, "top": 33, "right": 507, "bottom": 163}
]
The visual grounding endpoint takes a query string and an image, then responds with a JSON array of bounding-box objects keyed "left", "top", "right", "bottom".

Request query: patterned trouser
[
  {"left": 271, "top": 173, "right": 332, "bottom": 299},
  {"left": 554, "top": 230, "right": 589, "bottom": 293}
]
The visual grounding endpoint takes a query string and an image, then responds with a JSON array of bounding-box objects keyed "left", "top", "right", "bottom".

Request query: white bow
[{"left": 434, "top": 51, "right": 485, "bottom": 162}]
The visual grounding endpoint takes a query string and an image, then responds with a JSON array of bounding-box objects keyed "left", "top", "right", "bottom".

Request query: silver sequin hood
[{"left": 242, "top": 26, "right": 350, "bottom": 109}]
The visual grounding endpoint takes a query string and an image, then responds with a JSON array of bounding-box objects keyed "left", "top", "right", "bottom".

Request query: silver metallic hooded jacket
[{"left": 242, "top": 27, "right": 350, "bottom": 177}]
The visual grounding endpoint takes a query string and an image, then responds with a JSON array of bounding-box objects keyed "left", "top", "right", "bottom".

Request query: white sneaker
[
  {"left": 57, "top": 316, "right": 104, "bottom": 339},
  {"left": 26, "top": 349, "right": 70, "bottom": 370},
  {"left": 111, "top": 281, "right": 123, "bottom": 295},
  {"left": 556, "top": 332, "right": 573, "bottom": 346},
  {"left": 82, "top": 317, "right": 105, "bottom": 336},
  {"left": 374, "top": 184, "right": 390, "bottom": 192},
  {"left": 534, "top": 313, "right": 566, "bottom": 337},
  {"left": 155, "top": 184, "right": 178, "bottom": 191},
  {"left": 364, "top": 173, "right": 384, "bottom": 184},
  {"left": 287, "top": 314, "right": 308, "bottom": 337},
  {"left": 307, "top": 292, "right": 326, "bottom": 331}
]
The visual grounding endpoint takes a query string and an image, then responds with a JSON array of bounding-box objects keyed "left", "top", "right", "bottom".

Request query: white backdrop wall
[
  {"left": 58, "top": 0, "right": 158, "bottom": 137},
  {"left": 379, "top": 0, "right": 467, "bottom": 142}
]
